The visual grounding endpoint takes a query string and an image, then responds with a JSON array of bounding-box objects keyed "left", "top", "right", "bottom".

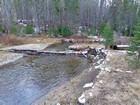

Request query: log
[
  {"left": 8, "top": 49, "right": 87, "bottom": 57},
  {"left": 61, "top": 38, "right": 95, "bottom": 43},
  {"left": 68, "top": 44, "right": 89, "bottom": 51},
  {"left": 110, "top": 45, "right": 129, "bottom": 50},
  {"left": 4, "top": 48, "right": 106, "bottom": 61}
]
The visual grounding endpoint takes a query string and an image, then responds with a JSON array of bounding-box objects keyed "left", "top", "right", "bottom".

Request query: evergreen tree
[
  {"left": 102, "top": 22, "right": 114, "bottom": 49},
  {"left": 23, "top": 25, "right": 34, "bottom": 34},
  {"left": 127, "top": 18, "right": 140, "bottom": 68}
]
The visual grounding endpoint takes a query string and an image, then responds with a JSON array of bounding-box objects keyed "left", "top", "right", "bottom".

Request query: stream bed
[{"left": 0, "top": 55, "right": 90, "bottom": 105}]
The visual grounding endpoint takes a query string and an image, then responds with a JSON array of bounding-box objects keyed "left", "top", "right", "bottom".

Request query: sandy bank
[
  {"left": 0, "top": 52, "right": 23, "bottom": 66},
  {"left": 0, "top": 43, "right": 53, "bottom": 51},
  {"left": 0, "top": 43, "right": 54, "bottom": 66}
]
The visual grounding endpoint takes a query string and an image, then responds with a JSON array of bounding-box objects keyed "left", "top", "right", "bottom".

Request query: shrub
[
  {"left": 102, "top": 22, "right": 114, "bottom": 49},
  {"left": 0, "top": 35, "right": 25, "bottom": 46},
  {"left": 127, "top": 57, "right": 140, "bottom": 69},
  {"left": 11, "top": 24, "right": 19, "bottom": 36},
  {"left": 127, "top": 18, "right": 140, "bottom": 68},
  {"left": 56, "top": 27, "right": 73, "bottom": 37},
  {"left": 48, "top": 28, "right": 55, "bottom": 36},
  {"left": 99, "top": 23, "right": 106, "bottom": 35},
  {"left": 23, "top": 24, "right": 34, "bottom": 34},
  {"left": 81, "top": 26, "right": 96, "bottom": 36},
  {"left": 0, "top": 24, "right": 2, "bottom": 32},
  {"left": 48, "top": 27, "right": 73, "bottom": 37}
]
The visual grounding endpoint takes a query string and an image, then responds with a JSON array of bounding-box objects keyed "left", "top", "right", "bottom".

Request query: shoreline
[
  {"left": 32, "top": 50, "right": 105, "bottom": 105},
  {"left": 0, "top": 52, "right": 23, "bottom": 67},
  {"left": 0, "top": 43, "right": 55, "bottom": 67},
  {"left": 33, "top": 66, "right": 101, "bottom": 105},
  {"left": 33, "top": 50, "right": 140, "bottom": 105}
]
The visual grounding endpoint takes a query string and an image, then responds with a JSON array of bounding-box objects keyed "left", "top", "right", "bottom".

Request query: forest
[
  {"left": 0, "top": 0, "right": 140, "bottom": 105},
  {"left": 0, "top": 0, "right": 139, "bottom": 36}
]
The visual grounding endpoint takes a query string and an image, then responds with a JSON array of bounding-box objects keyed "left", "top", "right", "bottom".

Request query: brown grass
[
  {"left": 22, "top": 36, "right": 60, "bottom": 44},
  {"left": 84, "top": 50, "right": 140, "bottom": 105},
  {"left": 0, "top": 35, "right": 25, "bottom": 46},
  {"left": 0, "top": 35, "right": 60, "bottom": 48}
]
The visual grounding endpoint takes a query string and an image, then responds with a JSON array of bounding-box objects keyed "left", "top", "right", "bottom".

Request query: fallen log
[
  {"left": 8, "top": 49, "right": 88, "bottom": 57},
  {"left": 110, "top": 45, "right": 129, "bottom": 50},
  {"left": 68, "top": 44, "right": 89, "bottom": 51},
  {"left": 3, "top": 47, "right": 106, "bottom": 62},
  {"left": 61, "top": 38, "right": 95, "bottom": 43}
]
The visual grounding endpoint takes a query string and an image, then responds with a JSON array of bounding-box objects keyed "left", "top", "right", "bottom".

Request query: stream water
[{"left": 0, "top": 52, "right": 90, "bottom": 105}]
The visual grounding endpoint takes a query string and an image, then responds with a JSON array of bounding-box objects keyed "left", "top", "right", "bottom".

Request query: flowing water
[
  {"left": 46, "top": 43, "right": 72, "bottom": 51},
  {"left": 0, "top": 53, "right": 90, "bottom": 105}
]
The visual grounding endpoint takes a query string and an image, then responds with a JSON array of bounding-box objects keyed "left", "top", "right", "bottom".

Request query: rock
[
  {"left": 78, "top": 93, "right": 86, "bottom": 104},
  {"left": 56, "top": 103, "right": 61, "bottom": 105},
  {"left": 89, "top": 92, "right": 93, "bottom": 97},
  {"left": 83, "top": 83, "right": 93, "bottom": 88}
]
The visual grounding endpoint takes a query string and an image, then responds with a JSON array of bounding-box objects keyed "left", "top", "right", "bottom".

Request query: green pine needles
[
  {"left": 127, "top": 18, "right": 140, "bottom": 68},
  {"left": 102, "top": 22, "right": 114, "bottom": 49},
  {"left": 23, "top": 25, "right": 34, "bottom": 34}
]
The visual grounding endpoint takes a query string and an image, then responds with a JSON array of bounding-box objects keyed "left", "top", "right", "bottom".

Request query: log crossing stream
[
  {"left": 0, "top": 43, "right": 106, "bottom": 105},
  {"left": 0, "top": 43, "right": 91, "bottom": 105},
  {"left": 0, "top": 55, "right": 90, "bottom": 105}
]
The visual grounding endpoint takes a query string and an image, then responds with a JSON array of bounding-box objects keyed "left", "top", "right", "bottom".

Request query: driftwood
[{"left": 110, "top": 45, "right": 129, "bottom": 50}]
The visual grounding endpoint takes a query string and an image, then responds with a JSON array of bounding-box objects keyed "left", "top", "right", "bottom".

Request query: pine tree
[
  {"left": 102, "top": 22, "right": 114, "bottom": 49},
  {"left": 127, "top": 18, "right": 140, "bottom": 68}
]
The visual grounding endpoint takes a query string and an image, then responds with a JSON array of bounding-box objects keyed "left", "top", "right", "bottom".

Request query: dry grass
[
  {"left": 0, "top": 35, "right": 25, "bottom": 46},
  {"left": 83, "top": 50, "right": 140, "bottom": 105},
  {"left": 0, "top": 35, "right": 60, "bottom": 48},
  {"left": 22, "top": 36, "right": 60, "bottom": 44}
]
